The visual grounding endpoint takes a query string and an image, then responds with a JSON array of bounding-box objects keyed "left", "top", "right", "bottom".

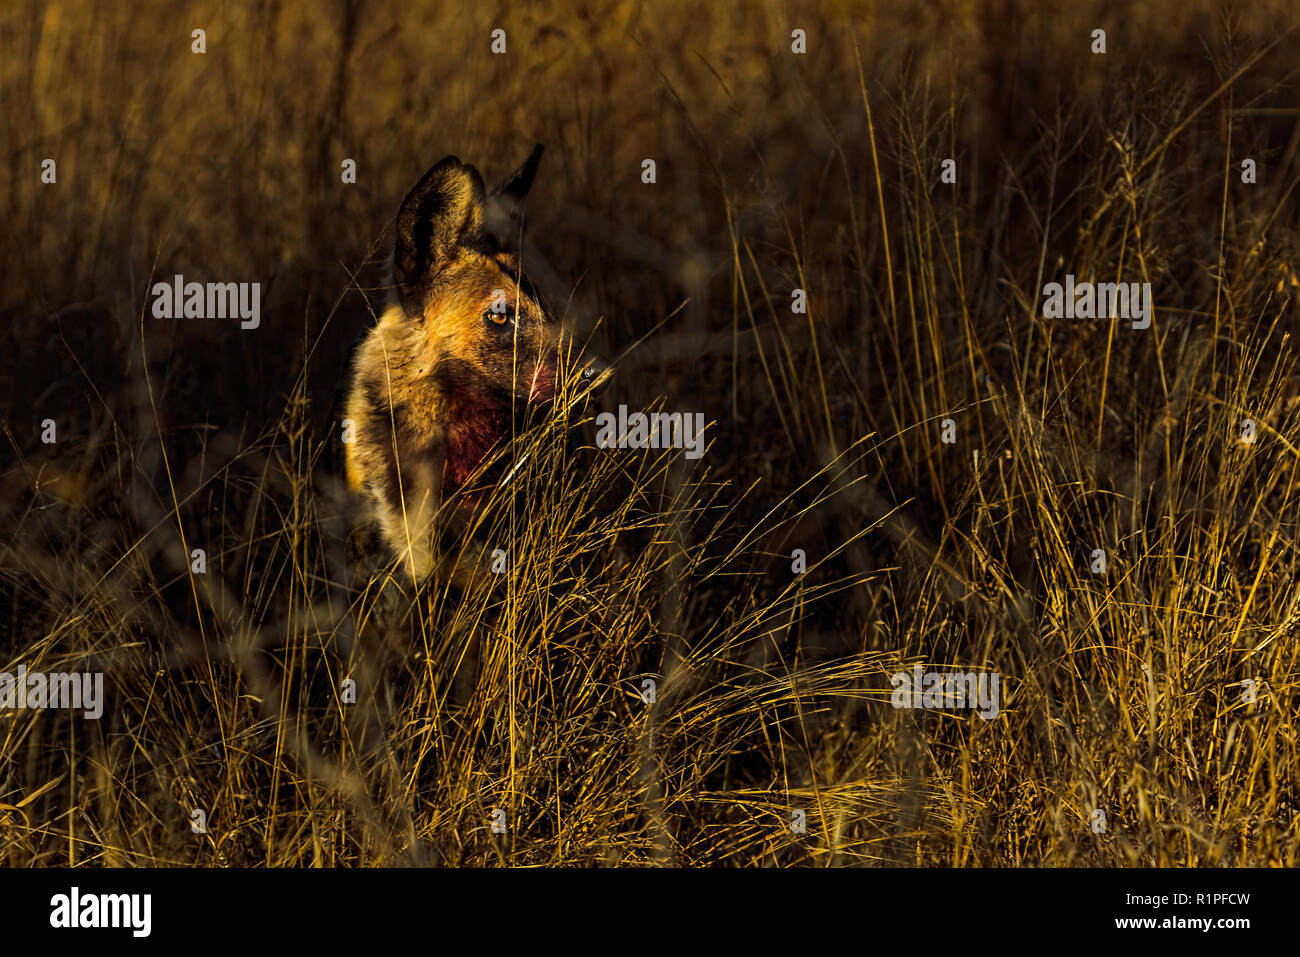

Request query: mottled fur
[{"left": 344, "top": 146, "right": 593, "bottom": 579}]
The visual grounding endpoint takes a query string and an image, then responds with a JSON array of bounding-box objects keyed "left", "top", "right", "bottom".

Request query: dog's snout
[{"left": 580, "top": 355, "right": 610, "bottom": 389}]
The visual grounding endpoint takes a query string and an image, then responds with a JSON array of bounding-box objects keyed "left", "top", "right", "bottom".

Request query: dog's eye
[{"left": 484, "top": 308, "right": 510, "bottom": 327}]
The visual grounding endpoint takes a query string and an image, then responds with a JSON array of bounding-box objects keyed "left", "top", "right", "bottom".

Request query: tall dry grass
[{"left": 1, "top": 0, "right": 1298, "bottom": 865}]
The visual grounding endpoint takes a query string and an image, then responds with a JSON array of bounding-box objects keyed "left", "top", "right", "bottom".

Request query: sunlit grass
[{"left": 0, "top": 0, "right": 1297, "bottom": 866}]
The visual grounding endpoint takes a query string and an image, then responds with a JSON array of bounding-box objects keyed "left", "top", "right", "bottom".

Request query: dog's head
[{"left": 392, "top": 145, "right": 604, "bottom": 408}]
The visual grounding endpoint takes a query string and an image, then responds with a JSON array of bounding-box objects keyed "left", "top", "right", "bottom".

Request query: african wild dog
[{"left": 344, "top": 145, "right": 603, "bottom": 580}]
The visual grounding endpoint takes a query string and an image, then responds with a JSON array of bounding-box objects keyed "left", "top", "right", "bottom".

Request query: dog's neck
[{"left": 442, "top": 388, "right": 510, "bottom": 494}]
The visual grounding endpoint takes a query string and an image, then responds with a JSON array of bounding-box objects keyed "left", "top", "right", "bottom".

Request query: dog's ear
[
  {"left": 394, "top": 155, "right": 486, "bottom": 315},
  {"left": 483, "top": 143, "right": 544, "bottom": 252}
]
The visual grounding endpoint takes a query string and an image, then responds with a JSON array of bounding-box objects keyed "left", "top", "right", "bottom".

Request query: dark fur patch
[
  {"left": 444, "top": 396, "right": 509, "bottom": 493},
  {"left": 431, "top": 355, "right": 511, "bottom": 493}
]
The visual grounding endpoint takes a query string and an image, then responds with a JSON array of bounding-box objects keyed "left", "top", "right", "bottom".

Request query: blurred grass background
[{"left": 1, "top": 0, "right": 1299, "bottom": 865}]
